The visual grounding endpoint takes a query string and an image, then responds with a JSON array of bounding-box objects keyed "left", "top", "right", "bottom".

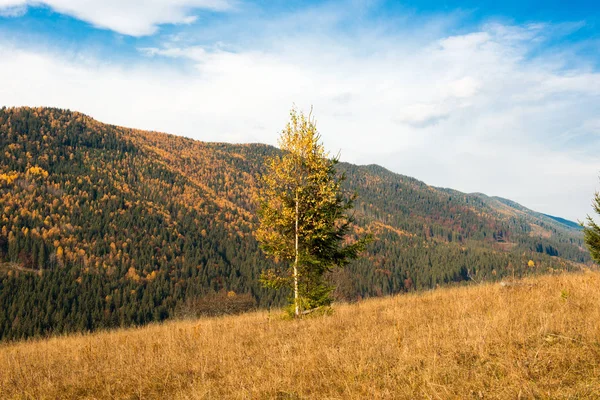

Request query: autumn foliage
[{"left": 0, "top": 106, "right": 591, "bottom": 340}]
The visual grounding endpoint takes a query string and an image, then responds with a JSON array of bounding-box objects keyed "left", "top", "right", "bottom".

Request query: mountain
[
  {"left": 542, "top": 213, "right": 582, "bottom": 230},
  {"left": 0, "top": 107, "right": 590, "bottom": 340}
]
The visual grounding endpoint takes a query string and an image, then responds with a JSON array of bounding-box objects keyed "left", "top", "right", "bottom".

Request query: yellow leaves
[
  {"left": 125, "top": 267, "right": 141, "bottom": 282},
  {"left": 26, "top": 166, "right": 49, "bottom": 178},
  {"left": 25, "top": 166, "right": 48, "bottom": 178},
  {"left": 146, "top": 270, "right": 158, "bottom": 281},
  {"left": 20, "top": 208, "right": 29, "bottom": 218},
  {"left": 0, "top": 171, "right": 19, "bottom": 185},
  {"left": 370, "top": 221, "right": 415, "bottom": 238},
  {"left": 56, "top": 246, "right": 64, "bottom": 264},
  {"left": 258, "top": 106, "right": 362, "bottom": 305}
]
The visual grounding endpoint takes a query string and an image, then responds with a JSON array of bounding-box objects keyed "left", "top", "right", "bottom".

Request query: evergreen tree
[
  {"left": 257, "top": 107, "right": 367, "bottom": 317},
  {"left": 583, "top": 189, "right": 600, "bottom": 263}
]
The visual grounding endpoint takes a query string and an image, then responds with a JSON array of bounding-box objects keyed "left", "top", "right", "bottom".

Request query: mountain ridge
[{"left": 3, "top": 105, "right": 581, "bottom": 226}]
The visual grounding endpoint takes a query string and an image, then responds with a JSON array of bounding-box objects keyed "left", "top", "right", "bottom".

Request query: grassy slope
[{"left": 2, "top": 271, "right": 600, "bottom": 399}]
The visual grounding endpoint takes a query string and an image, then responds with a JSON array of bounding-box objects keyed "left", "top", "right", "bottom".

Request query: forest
[{"left": 0, "top": 107, "right": 590, "bottom": 340}]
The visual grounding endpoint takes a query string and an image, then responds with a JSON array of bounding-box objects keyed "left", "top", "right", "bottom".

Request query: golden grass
[{"left": 2, "top": 272, "right": 600, "bottom": 399}]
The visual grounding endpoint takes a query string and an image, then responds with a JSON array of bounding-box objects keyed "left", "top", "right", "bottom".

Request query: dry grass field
[{"left": 2, "top": 271, "right": 600, "bottom": 399}]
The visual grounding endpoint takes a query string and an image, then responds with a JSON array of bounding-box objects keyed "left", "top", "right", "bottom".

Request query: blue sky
[{"left": 0, "top": 0, "right": 599, "bottom": 221}]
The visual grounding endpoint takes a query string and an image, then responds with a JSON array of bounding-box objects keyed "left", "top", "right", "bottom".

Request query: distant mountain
[
  {"left": 542, "top": 214, "right": 582, "bottom": 230},
  {"left": 483, "top": 195, "right": 583, "bottom": 231},
  {"left": 0, "top": 107, "right": 590, "bottom": 340}
]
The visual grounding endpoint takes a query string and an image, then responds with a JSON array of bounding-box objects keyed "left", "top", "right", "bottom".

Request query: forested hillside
[{"left": 0, "top": 107, "right": 590, "bottom": 340}]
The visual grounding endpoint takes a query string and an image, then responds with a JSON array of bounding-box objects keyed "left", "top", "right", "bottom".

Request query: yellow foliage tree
[
  {"left": 26, "top": 166, "right": 49, "bottom": 178},
  {"left": 257, "top": 107, "right": 368, "bottom": 317},
  {"left": 56, "top": 246, "right": 64, "bottom": 265}
]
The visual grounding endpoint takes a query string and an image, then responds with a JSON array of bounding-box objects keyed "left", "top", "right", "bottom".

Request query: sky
[{"left": 0, "top": 0, "right": 599, "bottom": 221}]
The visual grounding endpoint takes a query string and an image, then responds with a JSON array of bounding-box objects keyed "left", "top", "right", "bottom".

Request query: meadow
[{"left": 2, "top": 271, "right": 600, "bottom": 399}]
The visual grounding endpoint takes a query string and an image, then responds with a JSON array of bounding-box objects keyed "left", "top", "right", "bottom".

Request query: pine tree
[
  {"left": 583, "top": 189, "right": 600, "bottom": 263},
  {"left": 257, "top": 107, "right": 367, "bottom": 317}
]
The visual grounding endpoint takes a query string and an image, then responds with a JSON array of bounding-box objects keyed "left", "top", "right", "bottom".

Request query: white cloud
[
  {"left": 0, "top": 0, "right": 234, "bottom": 36},
  {"left": 139, "top": 46, "right": 209, "bottom": 62},
  {"left": 447, "top": 77, "right": 481, "bottom": 98},
  {"left": 394, "top": 103, "right": 450, "bottom": 128},
  {"left": 1, "top": 20, "right": 599, "bottom": 221}
]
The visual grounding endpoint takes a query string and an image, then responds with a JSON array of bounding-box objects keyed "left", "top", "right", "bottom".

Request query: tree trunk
[{"left": 294, "top": 189, "right": 299, "bottom": 317}]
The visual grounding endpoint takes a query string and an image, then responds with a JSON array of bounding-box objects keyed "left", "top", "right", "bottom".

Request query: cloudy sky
[{"left": 1, "top": 0, "right": 599, "bottom": 221}]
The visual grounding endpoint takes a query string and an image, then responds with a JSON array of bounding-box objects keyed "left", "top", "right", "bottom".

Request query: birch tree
[{"left": 257, "top": 108, "right": 367, "bottom": 317}]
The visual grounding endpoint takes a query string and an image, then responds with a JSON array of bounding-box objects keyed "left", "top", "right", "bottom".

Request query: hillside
[
  {"left": 1, "top": 271, "right": 599, "bottom": 399},
  {"left": 0, "top": 106, "right": 591, "bottom": 340}
]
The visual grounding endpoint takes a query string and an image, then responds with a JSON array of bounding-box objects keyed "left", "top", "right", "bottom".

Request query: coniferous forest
[{"left": 0, "top": 107, "right": 591, "bottom": 340}]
